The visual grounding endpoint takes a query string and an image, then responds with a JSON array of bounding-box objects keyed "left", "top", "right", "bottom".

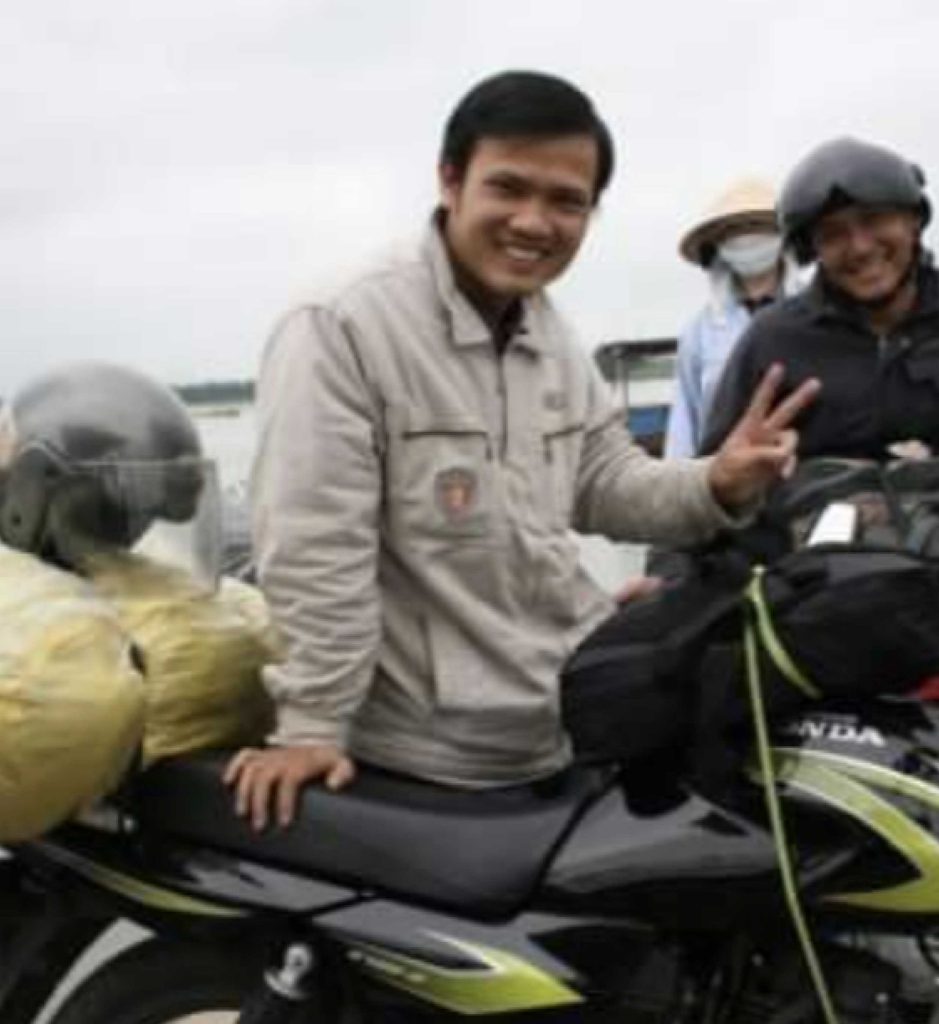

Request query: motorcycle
[{"left": 3, "top": 696, "right": 939, "bottom": 1024}]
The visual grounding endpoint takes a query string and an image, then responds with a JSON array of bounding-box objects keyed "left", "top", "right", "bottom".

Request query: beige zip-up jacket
[{"left": 252, "top": 223, "right": 737, "bottom": 787}]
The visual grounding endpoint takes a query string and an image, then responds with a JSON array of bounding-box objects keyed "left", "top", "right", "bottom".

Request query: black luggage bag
[{"left": 562, "top": 458, "right": 939, "bottom": 766}]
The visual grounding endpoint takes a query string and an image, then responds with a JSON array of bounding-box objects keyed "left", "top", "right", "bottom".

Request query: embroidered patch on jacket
[
  {"left": 435, "top": 467, "right": 477, "bottom": 520},
  {"left": 543, "top": 390, "right": 568, "bottom": 411}
]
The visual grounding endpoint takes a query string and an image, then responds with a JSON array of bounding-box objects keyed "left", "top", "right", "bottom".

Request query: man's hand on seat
[{"left": 223, "top": 744, "right": 356, "bottom": 831}]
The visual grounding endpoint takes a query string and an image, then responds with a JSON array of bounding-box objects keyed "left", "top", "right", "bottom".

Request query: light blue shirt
[{"left": 665, "top": 298, "right": 753, "bottom": 458}]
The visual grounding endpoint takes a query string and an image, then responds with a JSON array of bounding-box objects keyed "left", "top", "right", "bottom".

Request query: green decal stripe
[
  {"left": 769, "top": 750, "right": 939, "bottom": 913},
  {"left": 69, "top": 859, "right": 245, "bottom": 918},
  {"left": 349, "top": 933, "right": 582, "bottom": 1015},
  {"left": 777, "top": 747, "right": 939, "bottom": 811}
]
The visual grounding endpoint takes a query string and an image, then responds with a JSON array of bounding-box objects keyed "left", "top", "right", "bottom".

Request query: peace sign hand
[{"left": 707, "top": 363, "right": 821, "bottom": 512}]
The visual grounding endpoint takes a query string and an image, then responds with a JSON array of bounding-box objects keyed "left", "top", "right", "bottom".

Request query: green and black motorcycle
[{"left": 4, "top": 695, "right": 939, "bottom": 1024}]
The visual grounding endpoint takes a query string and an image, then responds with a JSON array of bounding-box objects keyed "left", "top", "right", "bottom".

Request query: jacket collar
[{"left": 422, "top": 216, "right": 556, "bottom": 356}]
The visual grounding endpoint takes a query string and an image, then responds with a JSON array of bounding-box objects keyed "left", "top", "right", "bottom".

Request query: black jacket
[{"left": 701, "top": 264, "right": 939, "bottom": 458}]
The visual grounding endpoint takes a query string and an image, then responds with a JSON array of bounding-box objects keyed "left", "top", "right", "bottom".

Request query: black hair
[{"left": 440, "top": 70, "right": 615, "bottom": 203}]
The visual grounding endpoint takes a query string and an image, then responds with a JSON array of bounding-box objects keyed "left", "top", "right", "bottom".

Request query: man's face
[
  {"left": 812, "top": 204, "right": 920, "bottom": 304},
  {"left": 439, "top": 134, "right": 598, "bottom": 307}
]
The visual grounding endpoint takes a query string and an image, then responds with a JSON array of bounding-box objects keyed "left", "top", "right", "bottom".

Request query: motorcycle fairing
[
  {"left": 541, "top": 785, "right": 794, "bottom": 927},
  {"left": 316, "top": 900, "right": 624, "bottom": 1015},
  {"left": 769, "top": 747, "right": 939, "bottom": 913},
  {"left": 22, "top": 832, "right": 245, "bottom": 920},
  {"left": 18, "top": 821, "right": 360, "bottom": 919}
]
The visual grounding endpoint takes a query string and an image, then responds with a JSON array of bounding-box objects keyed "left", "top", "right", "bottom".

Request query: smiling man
[
  {"left": 440, "top": 133, "right": 596, "bottom": 323},
  {"left": 228, "top": 71, "right": 818, "bottom": 829},
  {"left": 703, "top": 137, "right": 939, "bottom": 459}
]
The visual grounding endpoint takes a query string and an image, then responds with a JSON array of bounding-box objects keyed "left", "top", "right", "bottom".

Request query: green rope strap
[
  {"left": 745, "top": 566, "right": 821, "bottom": 699},
  {"left": 743, "top": 567, "right": 838, "bottom": 1024}
]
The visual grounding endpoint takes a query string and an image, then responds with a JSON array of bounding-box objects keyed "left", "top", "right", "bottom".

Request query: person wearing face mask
[{"left": 666, "top": 179, "right": 800, "bottom": 458}]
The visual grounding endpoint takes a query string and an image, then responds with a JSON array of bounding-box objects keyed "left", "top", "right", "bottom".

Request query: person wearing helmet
[
  {"left": 666, "top": 178, "right": 799, "bottom": 458},
  {"left": 226, "top": 70, "right": 819, "bottom": 830},
  {"left": 0, "top": 362, "right": 219, "bottom": 583},
  {"left": 702, "top": 137, "right": 939, "bottom": 460}
]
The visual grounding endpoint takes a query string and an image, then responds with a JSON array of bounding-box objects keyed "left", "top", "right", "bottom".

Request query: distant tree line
[
  {"left": 172, "top": 339, "right": 677, "bottom": 405},
  {"left": 174, "top": 380, "right": 255, "bottom": 405}
]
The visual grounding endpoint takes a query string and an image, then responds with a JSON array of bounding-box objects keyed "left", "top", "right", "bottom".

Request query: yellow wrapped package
[
  {"left": 88, "top": 556, "right": 277, "bottom": 765},
  {"left": 0, "top": 545, "right": 146, "bottom": 842}
]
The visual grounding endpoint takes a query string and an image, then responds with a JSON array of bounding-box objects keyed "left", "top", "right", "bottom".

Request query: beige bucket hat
[{"left": 679, "top": 177, "right": 778, "bottom": 265}]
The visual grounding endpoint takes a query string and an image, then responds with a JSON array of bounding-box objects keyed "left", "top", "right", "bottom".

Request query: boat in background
[
  {"left": 577, "top": 338, "right": 677, "bottom": 588},
  {"left": 595, "top": 338, "right": 676, "bottom": 455}
]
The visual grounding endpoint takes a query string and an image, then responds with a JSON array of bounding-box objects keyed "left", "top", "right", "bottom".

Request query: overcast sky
[{"left": 2, "top": 0, "right": 937, "bottom": 392}]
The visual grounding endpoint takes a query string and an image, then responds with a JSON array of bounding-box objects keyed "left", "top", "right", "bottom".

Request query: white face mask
[{"left": 717, "top": 232, "right": 783, "bottom": 278}]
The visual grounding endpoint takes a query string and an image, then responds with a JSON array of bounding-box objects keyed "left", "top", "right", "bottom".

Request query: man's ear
[{"left": 438, "top": 162, "right": 462, "bottom": 210}]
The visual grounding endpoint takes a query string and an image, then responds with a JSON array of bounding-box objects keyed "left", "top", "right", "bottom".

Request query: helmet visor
[
  {"left": 44, "top": 457, "right": 222, "bottom": 590},
  {"left": 784, "top": 160, "right": 924, "bottom": 238}
]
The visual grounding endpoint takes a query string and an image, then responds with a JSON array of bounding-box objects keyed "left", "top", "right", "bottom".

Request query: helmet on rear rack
[
  {"left": 778, "top": 137, "right": 931, "bottom": 264},
  {"left": 0, "top": 362, "right": 220, "bottom": 586}
]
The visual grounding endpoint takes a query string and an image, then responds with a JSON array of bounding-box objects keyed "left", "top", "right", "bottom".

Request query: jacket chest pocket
[
  {"left": 904, "top": 344, "right": 939, "bottom": 392},
  {"left": 387, "top": 413, "right": 496, "bottom": 540},
  {"left": 540, "top": 421, "right": 585, "bottom": 528},
  {"left": 895, "top": 345, "right": 939, "bottom": 442}
]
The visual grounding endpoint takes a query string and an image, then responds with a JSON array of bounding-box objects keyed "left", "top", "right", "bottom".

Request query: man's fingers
[
  {"left": 326, "top": 757, "right": 356, "bottom": 791},
  {"left": 763, "top": 377, "right": 821, "bottom": 432},
  {"left": 739, "top": 363, "right": 785, "bottom": 425},
  {"left": 776, "top": 429, "right": 799, "bottom": 479},
  {"left": 741, "top": 432, "right": 799, "bottom": 475},
  {"left": 248, "top": 769, "right": 276, "bottom": 832},
  {"left": 227, "top": 747, "right": 355, "bottom": 831},
  {"left": 277, "top": 773, "right": 302, "bottom": 828},
  {"left": 777, "top": 428, "right": 798, "bottom": 459},
  {"left": 223, "top": 747, "right": 259, "bottom": 785},
  {"left": 234, "top": 761, "right": 260, "bottom": 817}
]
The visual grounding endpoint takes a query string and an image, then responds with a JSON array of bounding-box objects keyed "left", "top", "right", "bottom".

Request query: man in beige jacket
[{"left": 226, "top": 70, "right": 819, "bottom": 829}]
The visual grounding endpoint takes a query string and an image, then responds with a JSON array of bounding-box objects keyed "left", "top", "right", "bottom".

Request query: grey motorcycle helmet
[
  {"left": 778, "top": 137, "right": 931, "bottom": 264},
  {"left": 0, "top": 362, "right": 220, "bottom": 581}
]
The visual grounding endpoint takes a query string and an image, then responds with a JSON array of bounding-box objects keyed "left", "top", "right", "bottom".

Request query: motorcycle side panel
[
  {"left": 18, "top": 823, "right": 362, "bottom": 925},
  {"left": 541, "top": 787, "right": 791, "bottom": 927},
  {"left": 540, "top": 702, "right": 939, "bottom": 929},
  {"left": 314, "top": 898, "right": 675, "bottom": 1018}
]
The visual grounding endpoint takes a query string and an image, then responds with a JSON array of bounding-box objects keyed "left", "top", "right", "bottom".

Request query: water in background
[
  {"left": 194, "top": 403, "right": 258, "bottom": 492},
  {"left": 193, "top": 403, "right": 645, "bottom": 590}
]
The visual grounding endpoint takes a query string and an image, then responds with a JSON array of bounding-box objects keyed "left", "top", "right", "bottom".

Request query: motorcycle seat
[{"left": 129, "top": 752, "right": 611, "bottom": 920}]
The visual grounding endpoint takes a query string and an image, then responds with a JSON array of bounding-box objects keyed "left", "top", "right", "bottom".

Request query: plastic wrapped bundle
[
  {"left": 0, "top": 545, "right": 145, "bottom": 842},
  {"left": 88, "top": 555, "right": 277, "bottom": 765}
]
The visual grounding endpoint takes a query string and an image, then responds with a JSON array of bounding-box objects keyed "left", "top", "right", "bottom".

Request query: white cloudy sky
[{"left": 2, "top": 0, "right": 938, "bottom": 392}]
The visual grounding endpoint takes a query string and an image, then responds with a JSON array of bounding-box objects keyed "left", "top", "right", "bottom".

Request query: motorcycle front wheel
[{"left": 46, "top": 937, "right": 253, "bottom": 1024}]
